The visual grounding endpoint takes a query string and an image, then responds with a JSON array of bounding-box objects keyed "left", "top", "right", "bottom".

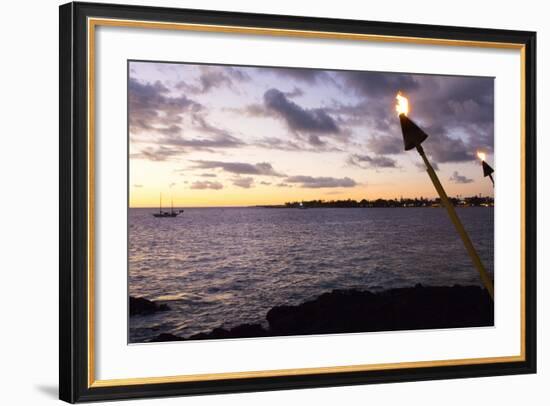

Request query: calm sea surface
[{"left": 129, "top": 207, "right": 493, "bottom": 342}]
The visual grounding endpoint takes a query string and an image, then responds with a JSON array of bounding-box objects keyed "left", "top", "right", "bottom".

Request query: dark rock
[
  {"left": 226, "top": 323, "right": 268, "bottom": 338},
  {"left": 149, "top": 333, "right": 185, "bottom": 342},
  {"left": 266, "top": 285, "right": 493, "bottom": 336},
  {"left": 129, "top": 296, "right": 170, "bottom": 316},
  {"left": 149, "top": 323, "right": 268, "bottom": 343},
  {"left": 188, "top": 323, "right": 268, "bottom": 341}
]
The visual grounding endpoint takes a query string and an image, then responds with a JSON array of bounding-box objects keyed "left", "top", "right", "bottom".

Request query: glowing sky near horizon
[{"left": 129, "top": 61, "right": 494, "bottom": 207}]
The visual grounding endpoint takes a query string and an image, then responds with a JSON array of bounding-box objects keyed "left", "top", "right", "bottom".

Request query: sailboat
[{"left": 152, "top": 193, "right": 183, "bottom": 218}]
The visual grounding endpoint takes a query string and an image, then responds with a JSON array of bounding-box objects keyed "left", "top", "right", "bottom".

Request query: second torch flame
[
  {"left": 477, "top": 151, "right": 487, "bottom": 162},
  {"left": 395, "top": 92, "right": 409, "bottom": 116}
]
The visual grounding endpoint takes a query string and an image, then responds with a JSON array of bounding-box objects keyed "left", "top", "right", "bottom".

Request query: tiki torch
[
  {"left": 477, "top": 151, "right": 495, "bottom": 186},
  {"left": 395, "top": 93, "right": 494, "bottom": 300}
]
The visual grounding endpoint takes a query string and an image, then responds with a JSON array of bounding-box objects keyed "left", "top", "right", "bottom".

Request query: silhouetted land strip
[
  {"left": 146, "top": 285, "right": 493, "bottom": 342},
  {"left": 258, "top": 196, "right": 494, "bottom": 209}
]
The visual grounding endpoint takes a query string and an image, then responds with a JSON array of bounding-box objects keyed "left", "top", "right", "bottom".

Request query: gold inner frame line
[{"left": 87, "top": 17, "right": 527, "bottom": 388}]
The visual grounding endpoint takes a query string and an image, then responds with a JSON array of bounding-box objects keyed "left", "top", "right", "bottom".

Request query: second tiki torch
[{"left": 477, "top": 151, "right": 495, "bottom": 186}]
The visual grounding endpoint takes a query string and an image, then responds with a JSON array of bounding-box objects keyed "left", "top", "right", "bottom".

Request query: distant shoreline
[
  {"left": 130, "top": 205, "right": 495, "bottom": 210},
  {"left": 130, "top": 206, "right": 495, "bottom": 209},
  {"left": 130, "top": 196, "right": 494, "bottom": 210}
]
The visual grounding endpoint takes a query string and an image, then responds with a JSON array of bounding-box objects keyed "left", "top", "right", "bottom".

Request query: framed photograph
[{"left": 59, "top": 1, "right": 536, "bottom": 403}]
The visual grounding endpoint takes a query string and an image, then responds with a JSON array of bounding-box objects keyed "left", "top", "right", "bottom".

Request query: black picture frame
[{"left": 60, "top": 1, "right": 537, "bottom": 403}]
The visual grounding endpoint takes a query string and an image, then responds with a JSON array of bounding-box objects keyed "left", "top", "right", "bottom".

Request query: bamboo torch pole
[
  {"left": 416, "top": 145, "right": 494, "bottom": 300},
  {"left": 395, "top": 93, "right": 494, "bottom": 301}
]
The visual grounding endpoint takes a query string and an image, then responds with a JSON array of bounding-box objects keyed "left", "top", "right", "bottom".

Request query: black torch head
[
  {"left": 399, "top": 114, "right": 429, "bottom": 151},
  {"left": 482, "top": 160, "right": 494, "bottom": 177}
]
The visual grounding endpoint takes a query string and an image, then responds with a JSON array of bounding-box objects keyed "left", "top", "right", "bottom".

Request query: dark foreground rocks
[
  {"left": 129, "top": 296, "right": 170, "bottom": 316},
  {"left": 265, "top": 284, "right": 493, "bottom": 336},
  {"left": 149, "top": 284, "right": 493, "bottom": 342}
]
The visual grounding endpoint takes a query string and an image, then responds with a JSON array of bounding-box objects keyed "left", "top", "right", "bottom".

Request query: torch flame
[
  {"left": 395, "top": 92, "right": 409, "bottom": 116},
  {"left": 477, "top": 151, "right": 486, "bottom": 161}
]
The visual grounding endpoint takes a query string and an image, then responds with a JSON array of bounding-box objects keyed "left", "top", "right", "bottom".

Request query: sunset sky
[{"left": 129, "top": 61, "right": 494, "bottom": 208}]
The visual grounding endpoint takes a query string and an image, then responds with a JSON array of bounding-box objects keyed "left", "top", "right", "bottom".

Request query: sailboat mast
[{"left": 159, "top": 193, "right": 162, "bottom": 214}]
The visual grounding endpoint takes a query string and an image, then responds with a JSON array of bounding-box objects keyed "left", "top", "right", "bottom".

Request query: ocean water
[{"left": 129, "top": 207, "right": 494, "bottom": 342}]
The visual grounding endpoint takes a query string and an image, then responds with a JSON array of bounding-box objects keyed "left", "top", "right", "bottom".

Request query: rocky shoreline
[{"left": 138, "top": 284, "right": 493, "bottom": 343}]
